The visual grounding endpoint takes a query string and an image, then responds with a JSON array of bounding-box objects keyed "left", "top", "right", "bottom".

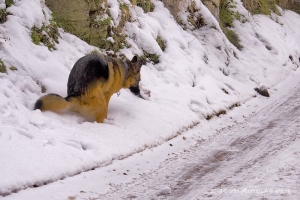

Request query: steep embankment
[{"left": 0, "top": 0, "right": 299, "bottom": 196}]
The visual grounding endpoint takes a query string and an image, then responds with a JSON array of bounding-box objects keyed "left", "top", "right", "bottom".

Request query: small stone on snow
[{"left": 159, "top": 186, "right": 171, "bottom": 195}]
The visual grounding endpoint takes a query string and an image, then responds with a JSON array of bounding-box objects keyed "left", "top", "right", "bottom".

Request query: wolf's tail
[{"left": 34, "top": 94, "right": 70, "bottom": 113}]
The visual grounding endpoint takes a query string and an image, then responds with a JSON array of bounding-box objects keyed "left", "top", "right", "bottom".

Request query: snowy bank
[{"left": 0, "top": 0, "right": 300, "bottom": 195}]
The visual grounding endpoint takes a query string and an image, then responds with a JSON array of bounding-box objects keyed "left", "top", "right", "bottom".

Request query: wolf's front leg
[
  {"left": 94, "top": 94, "right": 108, "bottom": 123},
  {"left": 95, "top": 106, "right": 108, "bottom": 123}
]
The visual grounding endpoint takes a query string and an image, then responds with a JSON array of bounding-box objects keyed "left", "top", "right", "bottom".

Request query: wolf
[{"left": 34, "top": 53, "right": 143, "bottom": 123}]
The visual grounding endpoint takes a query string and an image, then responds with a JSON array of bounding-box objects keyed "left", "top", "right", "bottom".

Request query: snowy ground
[
  {"left": 0, "top": 0, "right": 300, "bottom": 198},
  {"left": 87, "top": 71, "right": 300, "bottom": 200},
  {"left": 3, "top": 58, "right": 300, "bottom": 200}
]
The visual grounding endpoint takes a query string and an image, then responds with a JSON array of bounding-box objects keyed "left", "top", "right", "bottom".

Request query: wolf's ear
[{"left": 131, "top": 56, "right": 138, "bottom": 63}]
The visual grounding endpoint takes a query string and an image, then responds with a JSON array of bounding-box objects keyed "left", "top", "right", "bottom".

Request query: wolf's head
[{"left": 124, "top": 56, "right": 143, "bottom": 96}]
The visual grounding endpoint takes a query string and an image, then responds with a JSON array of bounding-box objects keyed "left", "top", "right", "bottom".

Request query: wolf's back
[
  {"left": 34, "top": 94, "right": 70, "bottom": 113},
  {"left": 67, "top": 54, "right": 109, "bottom": 97}
]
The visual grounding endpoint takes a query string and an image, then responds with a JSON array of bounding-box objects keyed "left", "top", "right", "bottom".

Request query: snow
[
  {"left": 159, "top": 186, "right": 172, "bottom": 195},
  {"left": 107, "top": 0, "right": 120, "bottom": 25},
  {"left": 4, "top": 71, "right": 299, "bottom": 200},
  {"left": 0, "top": 0, "right": 300, "bottom": 197}
]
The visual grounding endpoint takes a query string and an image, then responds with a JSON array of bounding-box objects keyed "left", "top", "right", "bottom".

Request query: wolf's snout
[{"left": 130, "top": 86, "right": 140, "bottom": 96}]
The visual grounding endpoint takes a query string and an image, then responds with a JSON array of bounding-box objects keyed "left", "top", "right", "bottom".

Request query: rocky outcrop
[
  {"left": 241, "top": 0, "right": 300, "bottom": 14},
  {"left": 45, "top": 0, "right": 131, "bottom": 51},
  {"left": 45, "top": 0, "right": 109, "bottom": 48},
  {"left": 44, "top": 0, "right": 299, "bottom": 51},
  {"left": 202, "top": 0, "right": 300, "bottom": 17},
  {"left": 276, "top": 0, "right": 300, "bottom": 12},
  {"left": 283, "top": 0, "right": 300, "bottom": 14},
  {"left": 160, "top": 0, "right": 182, "bottom": 18},
  {"left": 161, "top": 0, "right": 220, "bottom": 20},
  {"left": 202, "top": 0, "right": 220, "bottom": 19}
]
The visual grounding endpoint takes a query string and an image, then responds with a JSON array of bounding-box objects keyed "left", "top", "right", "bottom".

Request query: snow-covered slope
[{"left": 0, "top": 0, "right": 299, "bottom": 196}]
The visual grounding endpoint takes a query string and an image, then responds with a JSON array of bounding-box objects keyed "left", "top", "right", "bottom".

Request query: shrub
[
  {"left": 143, "top": 51, "right": 159, "bottom": 64},
  {"left": 0, "top": 59, "right": 7, "bottom": 73},
  {"left": 30, "top": 21, "right": 60, "bottom": 50},
  {"left": 0, "top": 9, "right": 8, "bottom": 24},
  {"left": 10, "top": 66, "right": 17, "bottom": 71},
  {"left": 5, "top": 0, "right": 14, "bottom": 7},
  {"left": 134, "top": 0, "right": 155, "bottom": 13},
  {"left": 242, "top": 0, "right": 278, "bottom": 15},
  {"left": 225, "top": 29, "right": 243, "bottom": 50},
  {"left": 220, "top": 0, "right": 235, "bottom": 28},
  {"left": 219, "top": 0, "right": 243, "bottom": 50},
  {"left": 156, "top": 36, "right": 166, "bottom": 51}
]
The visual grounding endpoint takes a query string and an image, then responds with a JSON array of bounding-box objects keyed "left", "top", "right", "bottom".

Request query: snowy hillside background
[{"left": 0, "top": 0, "right": 300, "bottom": 196}]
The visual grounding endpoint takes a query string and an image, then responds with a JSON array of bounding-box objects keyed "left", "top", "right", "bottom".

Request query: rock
[
  {"left": 242, "top": 0, "right": 300, "bottom": 15},
  {"left": 45, "top": 0, "right": 109, "bottom": 47},
  {"left": 255, "top": 84, "right": 270, "bottom": 97},
  {"left": 159, "top": 186, "right": 171, "bottom": 195},
  {"left": 202, "top": 0, "right": 220, "bottom": 19}
]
